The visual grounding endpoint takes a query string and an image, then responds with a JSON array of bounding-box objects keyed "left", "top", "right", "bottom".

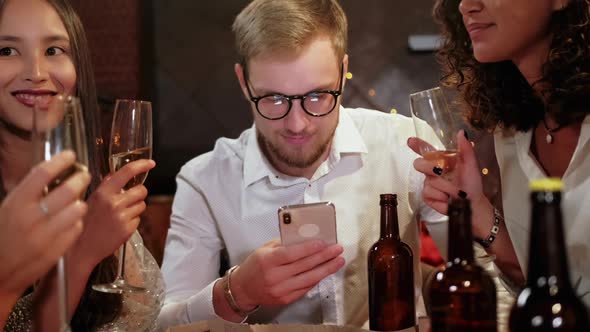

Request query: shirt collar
[
  {"left": 243, "top": 125, "right": 273, "bottom": 187},
  {"left": 578, "top": 114, "right": 590, "bottom": 150},
  {"left": 242, "top": 106, "right": 368, "bottom": 188},
  {"left": 331, "top": 106, "right": 368, "bottom": 156}
]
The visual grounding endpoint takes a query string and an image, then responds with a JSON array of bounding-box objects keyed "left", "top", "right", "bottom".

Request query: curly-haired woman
[{"left": 409, "top": 0, "right": 590, "bottom": 327}]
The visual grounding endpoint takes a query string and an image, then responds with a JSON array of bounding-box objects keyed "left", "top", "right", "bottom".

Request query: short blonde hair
[{"left": 233, "top": 0, "right": 348, "bottom": 64}]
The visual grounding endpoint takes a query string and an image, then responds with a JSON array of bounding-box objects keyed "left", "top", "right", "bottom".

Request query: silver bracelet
[
  {"left": 476, "top": 207, "right": 502, "bottom": 248},
  {"left": 222, "top": 266, "right": 260, "bottom": 317}
]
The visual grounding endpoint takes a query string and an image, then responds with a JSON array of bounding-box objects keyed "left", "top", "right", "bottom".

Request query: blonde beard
[{"left": 256, "top": 126, "right": 336, "bottom": 170}]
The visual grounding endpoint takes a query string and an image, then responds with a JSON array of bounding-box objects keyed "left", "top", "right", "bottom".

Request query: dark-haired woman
[{"left": 0, "top": 0, "right": 162, "bottom": 330}]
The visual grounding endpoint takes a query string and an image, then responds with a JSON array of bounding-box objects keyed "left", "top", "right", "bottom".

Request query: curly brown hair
[{"left": 434, "top": 0, "right": 590, "bottom": 132}]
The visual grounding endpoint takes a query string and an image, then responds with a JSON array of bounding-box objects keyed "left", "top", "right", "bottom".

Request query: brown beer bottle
[
  {"left": 509, "top": 178, "right": 589, "bottom": 331},
  {"left": 428, "top": 197, "right": 497, "bottom": 331},
  {"left": 368, "top": 193, "right": 415, "bottom": 331}
]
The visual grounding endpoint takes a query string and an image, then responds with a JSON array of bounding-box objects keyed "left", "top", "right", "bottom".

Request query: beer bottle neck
[
  {"left": 380, "top": 203, "right": 400, "bottom": 240},
  {"left": 527, "top": 192, "right": 571, "bottom": 287},
  {"left": 447, "top": 200, "right": 474, "bottom": 263}
]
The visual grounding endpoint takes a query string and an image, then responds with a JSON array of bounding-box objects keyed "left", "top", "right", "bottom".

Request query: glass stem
[
  {"left": 116, "top": 243, "right": 127, "bottom": 281},
  {"left": 57, "top": 256, "right": 70, "bottom": 331}
]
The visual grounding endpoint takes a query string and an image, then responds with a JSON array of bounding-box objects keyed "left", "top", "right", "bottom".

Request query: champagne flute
[
  {"left": 92, "top": 99, "right": 152, "bottom": 294},
  {"left": 32, "top": 95, "right": 89, "bottom": 332},
  {"left": 410, "top": 87, "right": 460, "bottom": 180}
]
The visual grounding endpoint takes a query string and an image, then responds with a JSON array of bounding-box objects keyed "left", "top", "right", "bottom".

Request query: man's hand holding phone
[
  {"left": 212, "top": 202, "right": 344, "bottom": 322},
  {"left": 229, "top": 238, "right": 345, "bottom": 310}
]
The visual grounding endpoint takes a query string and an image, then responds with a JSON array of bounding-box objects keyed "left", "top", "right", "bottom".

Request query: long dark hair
[
  {"left": 0, "top": 0, "right": 121, "bottom": 329},
  {"left": 434, "top": 0, "right": 590, "bottom": 132}
]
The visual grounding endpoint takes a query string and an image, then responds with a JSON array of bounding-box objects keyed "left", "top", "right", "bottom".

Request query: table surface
[{"left": 166, "top": 318, "right": 431, "bottom": 332}]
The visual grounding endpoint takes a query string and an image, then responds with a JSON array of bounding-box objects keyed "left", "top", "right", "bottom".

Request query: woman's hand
[
  {"left": 0, "top": 151, "right": 90, "bottom": 296},
  {"left": 70, "top": 159, "right": 155, "bottom": 270},
  {"left": 408, "top": 130, "right": 488, "bottom": 215},
  {"left": 409, "top": 131, "right": 524, "bottom": 284}
]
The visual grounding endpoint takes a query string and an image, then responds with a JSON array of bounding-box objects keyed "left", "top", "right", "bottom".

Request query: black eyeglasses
[{"left": 244, "top": 63, "right": 344, "bottom": 120}]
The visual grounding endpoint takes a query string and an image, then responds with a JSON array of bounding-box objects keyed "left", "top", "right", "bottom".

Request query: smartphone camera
[{"left": 283, "top": 213, "right": 291, "bottom": 224}]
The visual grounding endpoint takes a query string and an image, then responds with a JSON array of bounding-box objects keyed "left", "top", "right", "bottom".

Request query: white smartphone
[{"left": 278, "top": 201, "right": 338, "bottom": 246}]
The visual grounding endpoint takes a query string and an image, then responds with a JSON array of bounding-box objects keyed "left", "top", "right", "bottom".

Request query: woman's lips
[
  {"left": 11, "top": 90, "right": 56, "bottom": 109},
  {"left": 466, "top": 23, "right": 494, "bottom": 40}
]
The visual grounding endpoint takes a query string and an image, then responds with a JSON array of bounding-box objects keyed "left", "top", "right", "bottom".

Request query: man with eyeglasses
[{"left": 158, "top": 0, "right": 442, "bottom": 329}]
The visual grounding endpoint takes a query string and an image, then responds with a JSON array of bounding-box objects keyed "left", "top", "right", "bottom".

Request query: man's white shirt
[{"left": 157, "top": 107, "right": 444, "bottom": 329}]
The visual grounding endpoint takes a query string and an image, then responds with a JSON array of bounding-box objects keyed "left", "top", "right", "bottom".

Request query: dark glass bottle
[
  {"left": 428, "top": 198, "right": 497, "bottom": 331},
  {"left": 368, "top": 193, "right": 415, "bottom": 331},
  {"left": 509, "top": 178, "right": 589, "bottom": 331}
]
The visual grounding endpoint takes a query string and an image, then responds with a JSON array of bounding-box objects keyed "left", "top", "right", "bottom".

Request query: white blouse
[{"left": 494, "top": 115, "right": 590, "bottom": 307}]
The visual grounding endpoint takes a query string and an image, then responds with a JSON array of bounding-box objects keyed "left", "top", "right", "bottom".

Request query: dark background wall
[{"left": 72, "top": 0, "right": 442, "bottom": 195}]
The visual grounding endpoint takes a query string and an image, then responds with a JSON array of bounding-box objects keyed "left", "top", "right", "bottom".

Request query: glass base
[{"left": 92, "top": 278, "right": 146, "bottom": 294}]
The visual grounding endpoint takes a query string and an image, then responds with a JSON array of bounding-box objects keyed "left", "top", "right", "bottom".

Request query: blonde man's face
[{"left": 237, "top": 36, "right": 348, "bottom": 177}]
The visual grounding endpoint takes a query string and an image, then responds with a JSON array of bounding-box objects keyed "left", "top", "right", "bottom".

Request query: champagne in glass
[
  {"left": 32, "top": 95, "right": 89, "bottom": 332},
  {"left": 110, "top": 146, "right": 152, "bottom": 190},
  {"left": 410, "top": 87, "right": 460, "bottom": 179},
  {"left": 92, "top": 99, "right": 152, "bottom": 294},
  {"left": 422, "top": 150, "right": 458, "bottom": 175},
  {"left": 47, "top": 162, "right": 89, "bottom": 192}
]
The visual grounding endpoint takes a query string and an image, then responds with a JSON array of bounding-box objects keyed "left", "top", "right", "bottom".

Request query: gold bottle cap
[{"left": 529, "top": 178, "right": 563, "bottom": 192}]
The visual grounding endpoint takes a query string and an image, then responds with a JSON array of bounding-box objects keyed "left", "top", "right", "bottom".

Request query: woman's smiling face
[
  {"left": 0, "top": 0, "right": 76, "bottom": 131},
  {"left": 459, "top": 0, "right": 562, "bottom": 64}
]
